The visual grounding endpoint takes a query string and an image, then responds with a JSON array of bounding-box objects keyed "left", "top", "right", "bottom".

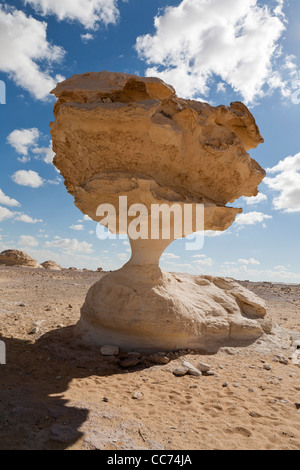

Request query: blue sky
[{"left": 0, "top": 0, "right": 299, "bottom": 281}]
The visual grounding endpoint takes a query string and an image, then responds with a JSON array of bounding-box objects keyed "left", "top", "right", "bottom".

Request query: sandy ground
[{"left": 0, "top": 266, "right": 299, "bottom": 450}]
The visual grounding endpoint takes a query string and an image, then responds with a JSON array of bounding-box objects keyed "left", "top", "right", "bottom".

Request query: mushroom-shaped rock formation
[
  {"left": 0, "top": 250, "right": 42, "bottom": 268},
  {"left": 51, "top": 71, "right": 268, "bottom": 352},
  {"left": 42, "top": 260, "right": 62, "bottom": 271}
]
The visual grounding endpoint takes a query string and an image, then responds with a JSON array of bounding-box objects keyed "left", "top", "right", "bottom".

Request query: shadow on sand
[{"left": 0, "top": 324, "right": 262, "bottom": 450}]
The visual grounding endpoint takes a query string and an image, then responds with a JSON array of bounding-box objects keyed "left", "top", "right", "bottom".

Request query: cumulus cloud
[
  {"left": 19, "top": 235, "right": 39, "bottom": 247},
  {"left": 136, "top": 0, "right": 288, "bottom": 103},
  {"left": 0, "top": 205, "right": 15, "bottom": 222},
  {"left": 32, "top": 141, "right": 55, "bottom": 164},
  {"left": 81, "top": 33, "right": 94, "bottom": 43},
  {"left": 242, "top": 193, "right": 268, "bottom": 205},
  {"left": 238, "top": 258, "right": 260, "bottom": 265},
  {"left": 0, "top": 5, "right": 65, "bottom": 100},
  {"left": 0, "top": 189, "right": 20, "bottom": 207},
  {"left": 12, "top": 170, "right": 44, "bottom": 188},
  {"left": 24, "top": 0, "right": 121, "bottom": 29},
  {"left": 264, "top": 152, "right": 300, "bottom": 213},
  {"left": 7, "top": 128, "right": 40, "bottom": 159},
  {"left": 235, "top": 211, "right": 272, "bottom": 226},
  {"left": 45, "top": 237, "right": 94, "bottom": 254},
  {"left": 70, "top": 224, "right": 84, "bottom": 231},
  {"left": 15, "top": 214, "right": 43, "bottom": 224}
]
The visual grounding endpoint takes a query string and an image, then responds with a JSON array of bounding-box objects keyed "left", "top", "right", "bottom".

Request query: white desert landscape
[{"left": 0, "top": 0, "right": 300, "bottom": 455}]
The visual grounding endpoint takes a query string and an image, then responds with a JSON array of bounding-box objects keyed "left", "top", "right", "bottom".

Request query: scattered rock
[
  {"left": 149, "top": 354, "right": 170, "bottom": 365},
  {"left": 103, "top": 397, "right": 109, "bottom": 403},
  {"left": 182, "top": 361, "right": 202, "bottom": 377},
  {"left": 0, "top": 250, "right": 42, "bottom": 268},
  {"left": 101, "top": 345, "right": 119, "bottom": 356},
  {"left": 119, "top": 357, "right": 141, "bottom": 369},
  {"left": 197, "top": 362, "right": 212, "bottom": 373},
  {"left": 132, "top": 391, "right": 143, "bottom": 400},
  {"left": 42, "top": 261, "right": 62, "bottom": 271},
  {"left": 173, "top": 366, "right": 189, "bottom": 377},
  {"left": 263, "top": 363, "right": 272, "bottom": 371}
]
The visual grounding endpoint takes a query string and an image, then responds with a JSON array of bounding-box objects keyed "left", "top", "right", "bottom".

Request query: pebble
[
  {"left": 132, "top": 391, "right": 143, "bottom": 400},
  {"left": 18, "top": 303, "right": 26, "bottom": 307},
  {"left": 222, "top": 382, "right": 228, "bottom": 388},
  {"left": 101, "top": 345, "right": 119, "bottom": 356},
  {"left": 103, "top": 397, "right": 109, "bottom": 403},
  {"left": 149, "top": 354, "right": 170, "bottom": 365},
  {"left": 119, "top": 357, "right": 140, "bottom": 369},
  {"left": 182, "top": 361, "right": 202, "bottom": 377},
  {"left": 263, "top": 363, "right": 272, "bottom": 371},
  {"left": 197, "top": 362, "right": 211, "bottom": 373},
  {"left": 173, "top": 366, "right": 189, "bottom": 377}
]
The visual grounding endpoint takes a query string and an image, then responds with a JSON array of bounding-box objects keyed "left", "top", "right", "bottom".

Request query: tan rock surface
[
  {"left": 0, "top": 250, "right": 42, "bottom": 268},
  {"left": 51, "top": 72, "right": 267, "bottom": 351},
  {"left": 41, "top": 261, "right": 62, "bottom": 271}
]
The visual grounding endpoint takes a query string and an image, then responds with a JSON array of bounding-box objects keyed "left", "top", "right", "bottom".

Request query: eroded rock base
[{"left": 75, "top": 267, "right": 269, "bottom": 353}]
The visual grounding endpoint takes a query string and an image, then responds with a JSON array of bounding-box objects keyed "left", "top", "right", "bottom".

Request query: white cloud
[
  {"left": 242, "top": 193, "right": 268, "bottom": 205},
  {"left": 15, "top": 214, "right": 43, "bottom": 224},
  {"left": 264, "top": 152, "right": 300, "bottom": 213},
  {"left": 0, "top": 5, "right": 65, "bottom": 100},
  {"left": 45, "top": 237, "right": 94, "bottom": 254},
  {"left": 81, "top": 33, "right": 94, "bottom": 43},
  {"left": 136, "top": 0, "right": 288, "bottom": 103},
  {"left": 0, "top": 205, "right": 15, "bottom": 222},
  {"left": 24, "top": 0, "right": 121, "bottom": 29},
  {"left": 161, "top": 253, "right": 180, "bottom": 260},
  {"left": 0, "top": 189, "right": 20, "bottom": 207},
  {"left": 19, "top": 235, "right": 39, "bottom": 247},
  {"left": 32, "top": 141, "right": 55, "bottom": 164},
  {"left": 83, "top": 215, "right": 93, "bottom": 221},
  {"left": 7, "top": 128, "right": 39, "bottom": 156},
  {"left": 193, "top": 256, "right": 213, "bottom": 267},
  {"left": 235, "top": 211, "right": 272, "bottom": 226},
  {"left": 238, "top": 258, "right": 260, "bottom": 265},
  {"left": 12, "top": 170, "right": 44, "bottom": 188},
  {"left": 70, "top": 224, "right": 84, "bottom": 231}
]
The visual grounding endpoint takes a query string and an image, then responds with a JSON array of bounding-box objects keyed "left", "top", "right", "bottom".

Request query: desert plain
[{"left": 0, "top": 265, "right": 299, "bottom": 450}]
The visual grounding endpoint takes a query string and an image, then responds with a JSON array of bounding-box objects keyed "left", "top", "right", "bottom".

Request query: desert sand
[{"left": 0, "top": 265, "right": 299, "bottom": 450}]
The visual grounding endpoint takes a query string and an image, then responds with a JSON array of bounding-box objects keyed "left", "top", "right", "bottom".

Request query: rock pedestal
[{"left": 51, "top": 71, "right": 267, "bottom": 352}]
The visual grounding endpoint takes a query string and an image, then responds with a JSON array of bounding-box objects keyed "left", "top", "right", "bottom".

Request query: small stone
[
  {"left": 233, "top": 383, "right": 239, "bottom": 388},
  {"left": 197, "top": 362, "right": 211, "bottom": 373},
  {"left": 173, "top": 366, "right": 189, "bottom": 377},
  {"left": 28, "top": 327, "right": 39, "bottom": 335},
  {"left": 101, "top": 345, "right": 119, "bottom": 356},
  {"left": 68, "top": 304, "right": 73, "bottom": 309},
  {"left": 132, "top": 391, "right": 143, "bottom": 400},
  {"left": 263, "top": 363, "right": 272, "bottom": 371},
  {"left": 18, "top": 303, "right": 26, "bottom": 307},
  {"left": 119, "top": 357, "right": 140, "bottom": 368},
  {"left": 249, "top": 411, "right": 262, "bottom": 418},
  {"left": 248, "top": 388, "right": 255, "bottom": 393},
  {"left": 295, "top": 403, "right": 300, "bottom": 410},
  {"left": 222, "top": 382, "right": 228, "bottom": 388},
  {"left": 182, "top": 361, "right": 202, "bottom": 377},
  {"left": 103, "top": 397, "right": 109, "bottom": 402},
  {"left": 275, "top": 355, "right": 289, "bottom": 365},
  {"left": 204, "top": 370, "right": 215, "bottom": 376},
  {"left": 149, "top": 354, "right": 170, "bottom": 365}
]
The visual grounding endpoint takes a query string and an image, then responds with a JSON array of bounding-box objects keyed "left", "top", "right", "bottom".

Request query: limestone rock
[
  {"left": 42, "top": 260, "right": 62, "bottom": 271},
  {"left": 100, "top": 345, "right": 119, "bottom": 356},
  {"left": 51, "top": 71, "right": 267, "bottom": 352},
  {"left": 0, "top": 250, "right": 42, "bottom": 268}
]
